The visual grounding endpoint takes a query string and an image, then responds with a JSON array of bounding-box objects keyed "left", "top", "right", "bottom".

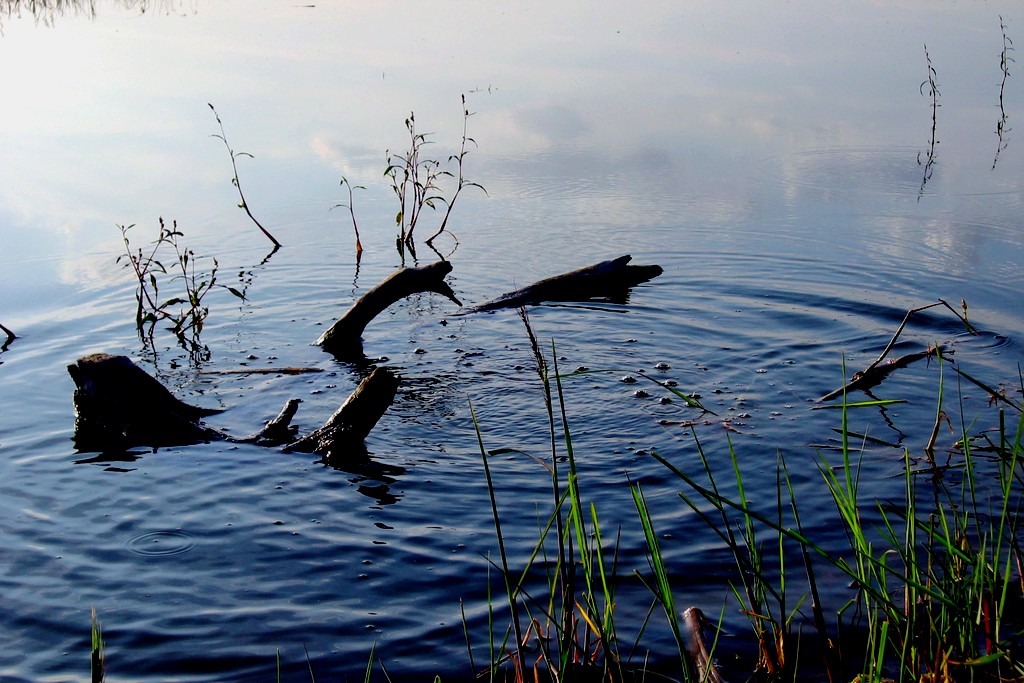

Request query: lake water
[{"left": 1, "top": 2, "right": 1022, "bottom": 681}]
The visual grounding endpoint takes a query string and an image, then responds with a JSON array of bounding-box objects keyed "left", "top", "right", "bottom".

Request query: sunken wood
[
  {"left": 315, "top": 260, "right": 461, "bottom": 357},
  {"left": 469, "top": 254, "right": 663, "bottom": 312},
  {"left": 284, "top": 366, "right": 400, "bottom": 458}
]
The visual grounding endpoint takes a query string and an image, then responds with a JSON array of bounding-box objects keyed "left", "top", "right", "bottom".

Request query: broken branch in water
[
  {"left": 285, "top": 366, "right": 400, "bottom": 457},
  {"left": 818, "top": 299, "right": 976, "bottom": 402},
  {"left": 818, "top": 345, "right": 949, "bottom": 403},
  {"left": 682, "top": 607, "right": 723, "bottom": 683},
  {"left": 200, "top": 367, "right": 323, "bottom": 375},
  {"left": 249, "top": 398, "right": 302, "bottom": 447},
  {"left": 467, "top": 254, "right": 663, "bottom": 313},
  {"left": 315, "top": 260, "right": 461, "bottom": 358},
  {"left": 67, "top": 353, "right": 398, "bottom": 456}
]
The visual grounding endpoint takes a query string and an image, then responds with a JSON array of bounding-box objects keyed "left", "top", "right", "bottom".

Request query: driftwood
[
  {"left": 818, "top": 345, "right": 949, "bottom": 402},
  {"left": 67, "top": 353, "right": 398, "bottom": 455},
  {"left": 817, "top": 301, "right": 975, "bottom": 403},
  {"left": 468, "top": 255, "right": 663, "bottom": 313},
  {"left": 316, "top": 260, "right": 461, "bottom": 358},
  {"left": 313, "top": 256, "right": 662, "bottom": 359}
]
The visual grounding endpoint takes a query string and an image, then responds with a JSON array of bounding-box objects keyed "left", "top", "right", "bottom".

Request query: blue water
[{"left": 1, "top": 2, "right": 1022, "bottom": 681}]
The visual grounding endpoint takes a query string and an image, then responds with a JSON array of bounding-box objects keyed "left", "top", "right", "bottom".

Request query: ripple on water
[{"left": 124, "top": 529, "right": 198, "bottom": 557}]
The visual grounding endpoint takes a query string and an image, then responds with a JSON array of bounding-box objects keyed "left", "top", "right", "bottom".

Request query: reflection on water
[
  {"left": 0, "top": 0, "right": 194, "bottom": 28},
  {"left": 1, "top": 1, "right": 1023, "bottom": 681}
]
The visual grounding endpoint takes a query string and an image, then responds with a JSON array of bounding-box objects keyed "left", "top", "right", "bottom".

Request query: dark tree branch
[
  {"left": 467, "top": 255, "right": 663, "bottom": 313},
  {"left": 315, "top": 260, "right": 461, "bottom": 357}
]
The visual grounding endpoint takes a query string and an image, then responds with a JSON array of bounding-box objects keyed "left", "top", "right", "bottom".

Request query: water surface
[{"left": 1, "top": 2, "right": 1022, "bottom": 681}]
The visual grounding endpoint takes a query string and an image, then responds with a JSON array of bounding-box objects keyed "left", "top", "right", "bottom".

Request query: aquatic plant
[
  {"left": 385, "top": 110, "right": 443, "bottom": 250},
  {"left": 466, "top": 296, "right": 1021, "bottom": 683},
  {"left": 472, "top": 310, "right": 623, "bottom": 681},
  {"left": 208, "top": 103, "right": 282, "bottom": 249},
  {"left": 652, "top": 356, "right": 1023, "bottom": 683},
  {"left": 382, "top": 97, "right": 486, "bottom": 253},
  {"left": 91, "top": 607, "right": 105, "bottom": 683},
  {"left": 334, "top": 175, "right": 365, "bottom": 255},
  {"left": 425, "top": 94, "right": 488, "bottom": 247},
  {"left": 994, "top": 15, "right": 1014, "bottom": 169},
  {"left": 918, "top": 44, "right": 941, "bottom": 198},
  {"left": 328, "top": 97, "right": 484, "bottom": 260},
  {"left": 0, "top": 0, "right": 95, "bottom": 30},
  {"left": 469, "top": 309, "right": 712, "bottom": 682},
  {"left": 117, "top": 219, "right": 244, "bottom": 362}
]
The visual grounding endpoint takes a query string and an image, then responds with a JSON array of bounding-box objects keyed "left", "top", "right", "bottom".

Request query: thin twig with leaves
[
  {"left": 333, "top": 176, "right": 365, "bottom": 255},
  {"left": 994, "top": 15, "right": 1014, "bottom": 169},
  {"left": 427, "top": 94, "right": 488, "bottom": 246},
  {"left": 208, "top": 103, "right": 281, "bottom": 248},
  {"left": 918, "top": 44, "right": 940, "bottom": 198}
]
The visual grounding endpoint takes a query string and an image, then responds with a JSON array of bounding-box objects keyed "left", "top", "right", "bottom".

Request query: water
[{"left": 1, "top": 2, "right": 1022, "bottom": 681}]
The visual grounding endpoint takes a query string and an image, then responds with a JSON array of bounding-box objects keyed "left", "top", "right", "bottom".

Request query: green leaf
[{"left": 811, "top": 399, "right": 907, "bottom": 410}]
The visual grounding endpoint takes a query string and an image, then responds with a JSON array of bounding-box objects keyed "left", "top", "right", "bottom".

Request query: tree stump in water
[{"left": 68, "top": 353, "right": 223, "bottom": 450}]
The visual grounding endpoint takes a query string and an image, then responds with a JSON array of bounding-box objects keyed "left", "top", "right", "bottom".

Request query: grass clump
[
  {"left": 653, "top": 359, "right": 1024, "bottom": 682},
  {"left": 468, "top": 309, "right": 715, "bottom": 683},
  {"left": 469, "top": 303, "right": 1022, "bottom": 683}
]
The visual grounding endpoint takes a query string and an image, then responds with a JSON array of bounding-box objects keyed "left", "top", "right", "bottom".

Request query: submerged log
[
  {"left": 67, "top": 353, "right": 398, "bottom": 455},
  {"left": 468, "top": 254, "right": 663, "bottom": 313},
  {"left": 316, "top": 260, "right": 461, "bottom": 358},
  {"left": 285, "top": 366, "right": 400, "bottom": 458}
]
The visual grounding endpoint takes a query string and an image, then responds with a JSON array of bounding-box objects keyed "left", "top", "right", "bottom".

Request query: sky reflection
[{"left": 0, "top": 1, "right": 1021, "bottom": 281}]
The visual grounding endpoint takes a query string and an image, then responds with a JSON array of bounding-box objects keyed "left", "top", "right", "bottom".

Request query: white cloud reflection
[{"left": 0, "top": 0, "right": 1021, "bottom": 272}]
